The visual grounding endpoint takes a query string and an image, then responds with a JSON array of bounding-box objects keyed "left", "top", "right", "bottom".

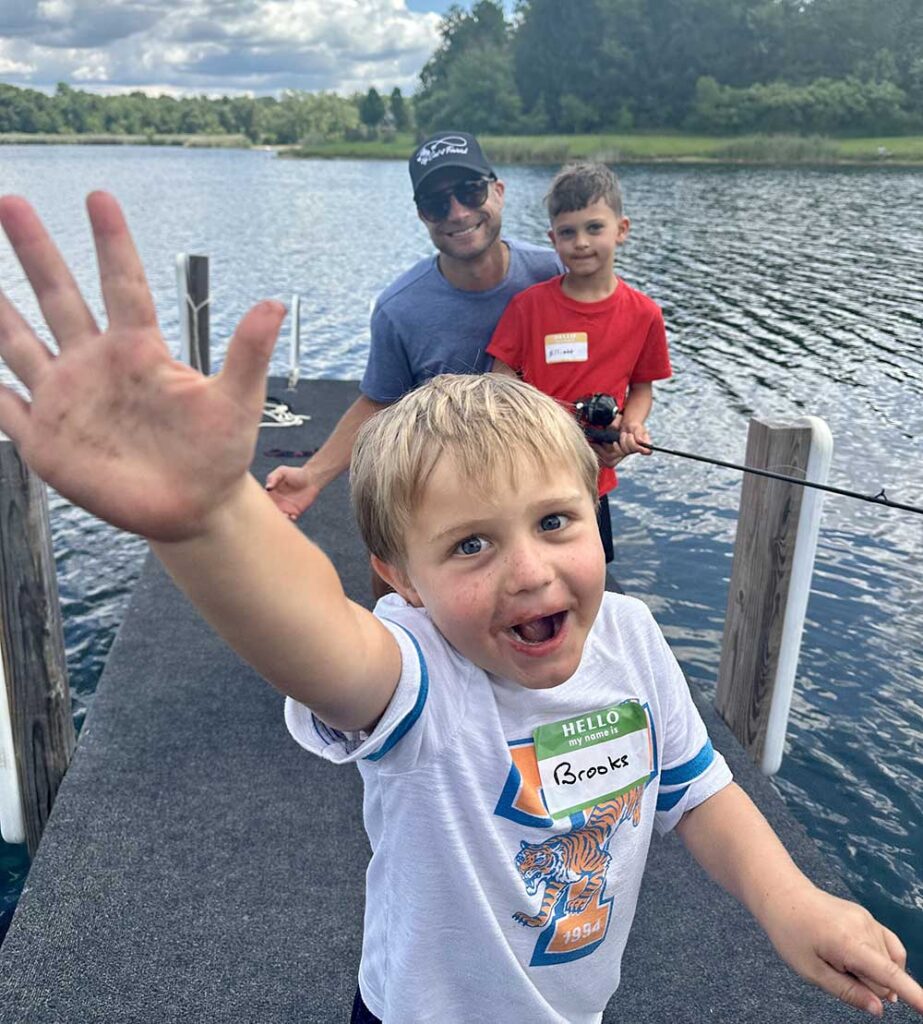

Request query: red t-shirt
[{"left": 487, "top": 275, "right": 672, "bottom": 495}]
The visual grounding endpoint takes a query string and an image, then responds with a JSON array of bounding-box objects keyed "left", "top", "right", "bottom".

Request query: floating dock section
[{"left": 0, "top": 379, "right": 912, "bottom": 1023}]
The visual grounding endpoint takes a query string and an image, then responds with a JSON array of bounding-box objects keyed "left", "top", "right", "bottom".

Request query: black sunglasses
[{"left": 415, "top": 177, "right": 493, "bottom": 223}]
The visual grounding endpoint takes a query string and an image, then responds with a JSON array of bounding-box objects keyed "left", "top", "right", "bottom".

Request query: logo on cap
[{"left": 415, "top": 135, "right": 470, "bottom": 166}]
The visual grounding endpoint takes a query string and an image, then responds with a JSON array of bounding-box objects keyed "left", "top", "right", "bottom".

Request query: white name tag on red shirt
[{"left": 544, "top": 332, "right": 588, "bottom": 363}]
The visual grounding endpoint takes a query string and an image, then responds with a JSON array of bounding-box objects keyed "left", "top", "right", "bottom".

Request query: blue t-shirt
[{"left": 361, "top": 238, "right": 561, "bottom": 403}]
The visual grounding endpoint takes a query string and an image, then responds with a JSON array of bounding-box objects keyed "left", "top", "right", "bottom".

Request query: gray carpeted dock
[{"left": 0, "top": 378, "right": 911, "bottom": 1023}]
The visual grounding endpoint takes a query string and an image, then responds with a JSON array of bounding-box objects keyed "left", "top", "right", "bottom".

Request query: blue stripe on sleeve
[
  {"left": 656, "top": 786, "right": 688, "bottom": 812},
  {"left": 660, "top": 739, "right": 714, "bottom": 788},
  {"left": 312, "top": 716, "right": 343, "bottom": 747},
  {"left": 364, "top": 623, "right": 429, "bottom": 762}
]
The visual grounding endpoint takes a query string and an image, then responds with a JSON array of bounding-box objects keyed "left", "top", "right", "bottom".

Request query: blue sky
[{"left": 0, "top": 0, "right": 501, "bottom": 97}]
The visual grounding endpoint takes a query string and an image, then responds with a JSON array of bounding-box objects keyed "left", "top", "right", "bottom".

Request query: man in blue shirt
[{"left": 266, "top": 131, "right": 560, "bottom": 518}]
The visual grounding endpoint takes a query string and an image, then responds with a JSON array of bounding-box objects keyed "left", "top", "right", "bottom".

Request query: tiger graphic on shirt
[
  {"left": 512, "top": 785, "right": 645, "bottom": 928},
  {"left": 494, "top": 730, "right": 652, "bottom": 966}
]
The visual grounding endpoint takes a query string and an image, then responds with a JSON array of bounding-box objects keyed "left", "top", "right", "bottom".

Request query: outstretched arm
[
  {"left": 677, "top": 782, "right": 923, "bottom": 1018},
  {"left": 265, "top": 393, "right": 389, "bottom": 519},
  {"left": 0, "top": 192, "right": 400, "bottom": 732}
]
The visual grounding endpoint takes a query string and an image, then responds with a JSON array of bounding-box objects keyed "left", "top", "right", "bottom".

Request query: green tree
[
  {"left": 390, "top": 87, "right": 411, "bottom": 131},
  {"left": 55, "top": 82, "right": 104, "bottom": 133},
  {"left": 419, "top": 45, "right": 521, "bottom": 134},
  {"left": 0, "top": 84, "right": 63, "bottom": 133},
  {"left": 415, "top": 0, "right": 516, "bottom": 133},
  {"left": 688, "top": 74, "right": 909, "bottom": 134},
  {"left": 512, "top": 0, "right": 606, "bottom": 131},
  {"left": 359, "top": 87, "right": 386, "bottom": 135}
]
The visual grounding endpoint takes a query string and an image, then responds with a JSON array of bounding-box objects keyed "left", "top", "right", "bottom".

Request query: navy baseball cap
[{"left": 409, "top": 131, "right": 496, "bottom": 199}]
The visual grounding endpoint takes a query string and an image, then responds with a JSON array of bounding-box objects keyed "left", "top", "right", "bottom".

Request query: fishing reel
[{"left": 573, "top": 394, "right": 621, "bottom": 444}]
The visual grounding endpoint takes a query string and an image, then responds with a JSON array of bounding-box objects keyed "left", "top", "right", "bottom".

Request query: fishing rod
[
  {"left": 573, "top": 394, "right": 923, "bottom": 518},
  {"left": 637, "top": 441, "right": 923, "bottom": 516}
]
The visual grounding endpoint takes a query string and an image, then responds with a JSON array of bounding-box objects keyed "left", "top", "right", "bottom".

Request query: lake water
[{"left": 0, "top": 146, "right": 921, "bottom": 963}]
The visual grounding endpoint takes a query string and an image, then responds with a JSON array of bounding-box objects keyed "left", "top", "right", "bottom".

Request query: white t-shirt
[{"left": 285, "top": 592, "right": 732, "bottom": 1024}]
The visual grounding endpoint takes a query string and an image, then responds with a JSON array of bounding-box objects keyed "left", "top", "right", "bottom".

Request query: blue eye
[
  {"left": 456, "top": 535, "right": 485, "bottom": 556},
  {"left": 540, "top": 513, "right": 568, "bottom": 532}
]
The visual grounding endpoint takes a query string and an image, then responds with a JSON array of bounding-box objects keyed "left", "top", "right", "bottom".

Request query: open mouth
[{"left": 508, "top": 611, "right": 566, "bottom": 645}]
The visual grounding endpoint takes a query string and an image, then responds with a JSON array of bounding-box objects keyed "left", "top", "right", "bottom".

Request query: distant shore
[
  {"left": 4, "top": 131, "right": 923, "bottom": 165},
  {"left": 0, "top": 133, "right": 253, "bottom": 148}
]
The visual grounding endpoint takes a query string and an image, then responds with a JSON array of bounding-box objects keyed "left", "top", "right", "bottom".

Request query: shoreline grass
[
  {"left": 4, "top": 131, "right": 923, "bottom": 164},
  {"left": 281, "top": 131, "right": 923, "bottom": 166}
]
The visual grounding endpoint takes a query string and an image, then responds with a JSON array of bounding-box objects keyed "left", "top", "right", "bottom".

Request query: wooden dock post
[
  {"left": 287, "top": 293, "right": 301, "bottom": 390},
  {"left": 176, "top": 253, "right": 210, "bottom": 374},
  {"left": 715, "top": 416, "right": 833, "bottom": 775},
  {"left": 0, "top": 437, "right": 76, "bottom": 856}
]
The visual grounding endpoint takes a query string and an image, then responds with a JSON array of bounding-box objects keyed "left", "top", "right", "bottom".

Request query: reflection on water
[{"left": 0, "top": 148, "right": 920, "bottom": 960}]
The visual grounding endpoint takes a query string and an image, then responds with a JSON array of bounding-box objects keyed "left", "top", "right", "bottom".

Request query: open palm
[{"left": 0, "top": 193, "right": 285, "bottom": 541}]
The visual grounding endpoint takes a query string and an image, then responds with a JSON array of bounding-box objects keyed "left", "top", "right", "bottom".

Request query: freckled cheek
[
  {"left": 440, "top": 573, "right": 498, "bottom": 636},
  {"left": 565, "top": 549, "right": 606, "bottom": 603}
]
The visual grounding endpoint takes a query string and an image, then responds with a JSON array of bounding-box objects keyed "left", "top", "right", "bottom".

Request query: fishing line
[{"left": 638, "top": 441, "right": 923, "bottom": 517}]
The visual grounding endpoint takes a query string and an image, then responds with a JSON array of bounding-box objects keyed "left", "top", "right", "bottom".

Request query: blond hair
[{"left": 351, "top": 374, "right": 598, "bottom": 566}]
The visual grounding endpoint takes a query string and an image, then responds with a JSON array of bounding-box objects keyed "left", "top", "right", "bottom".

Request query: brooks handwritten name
[{"left": 553, "top": 754, "right": 630, "bottom": 786}]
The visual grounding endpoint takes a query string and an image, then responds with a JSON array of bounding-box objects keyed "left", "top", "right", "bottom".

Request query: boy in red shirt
[{"left": 488, "top": 162, "right": 670, "bottom": 562}]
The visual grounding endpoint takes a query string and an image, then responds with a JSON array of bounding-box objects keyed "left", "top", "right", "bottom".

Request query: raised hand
[{"left": 0, "top": 193, "right": 285, "bottom": 541}]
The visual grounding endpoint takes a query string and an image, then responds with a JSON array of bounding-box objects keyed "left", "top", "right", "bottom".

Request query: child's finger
[
  {"left": 218, "top": 300, "right": 286, "bottom": 409},
  {"left": 0, "top": 385, "right": 30, "bottom": 446},
  {"left": 854, "top": 974, "right": 898, "bottom": 1002},
  {"left": 0, "top": 286, "right": 53, "bottom": 389},
  {"left": 881, "top": 926, "right": 907, "bottom": 970},
  {"left": 86, "top": 192, "right": 159, "bottom": 332},
  {"left": 836, "top": 943, "right": 923, "bottom": 1014},
  {"left": 0, "top": 195, "right": 100, "bottom": 350},
  {"left": 811, "top": 959, "right": 885, "bottom": 1016}
]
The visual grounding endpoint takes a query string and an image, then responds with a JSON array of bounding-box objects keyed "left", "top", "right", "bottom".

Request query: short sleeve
[
  {"left": 285, "top": 618, "right": 427, "bottom": 765},
  {"left": 361, "top": 303, "right": 415, "bottom": 403},
  {"left": 629, "top": 307, "right": 672, "bottom": 385},
  {"left": 650, "top": 631, "right": 732, "bottom": 834},
  {"left": 486, "top": 295, "right": 526, "bottom": 371}
]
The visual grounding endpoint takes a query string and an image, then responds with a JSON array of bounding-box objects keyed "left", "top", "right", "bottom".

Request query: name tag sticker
[
  {"left": 533, "top": 701, "right": 653, "bottom": 820},
  {"left": 544, "top": 332, "right": 588, "bottom": 363}
]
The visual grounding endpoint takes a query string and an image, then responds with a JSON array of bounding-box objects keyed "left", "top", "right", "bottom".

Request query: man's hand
[
  {"left": 0, "top": 192, "right": 285, "bottom": 541},
  {"left": 761, "top": 881, "right": 923, "bottom": 1018},
  {"left": 263, "top": 393, "right": 390, "bottom": 519},
  {"left": 265, "top": 463, "right": 321, "bottom": 519}
]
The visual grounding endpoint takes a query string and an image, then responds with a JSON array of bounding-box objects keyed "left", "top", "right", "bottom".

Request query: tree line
[
  {"left": 416, "top": 0, "right": 922, "bottom": 135},
  {"left": 0, "top": 82, "right": 410, "bottom": 144},
  {"left": 1, "top": 0, "right": 921, "bottom": 140}
]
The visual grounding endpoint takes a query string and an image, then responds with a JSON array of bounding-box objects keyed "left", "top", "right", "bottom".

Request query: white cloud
[
  {"left": 72, "top": 60, "right": 110, "bottom": 81},
  {"left": 0, "top": 56, "right": 37, "bottom": 74},
  {"left": 0, "top": 0, "right": 442, "bottom": 95}
]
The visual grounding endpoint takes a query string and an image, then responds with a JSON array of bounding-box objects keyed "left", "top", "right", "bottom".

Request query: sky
[{"left": 0, "top": 0, "right": 491, "bottom": 98}]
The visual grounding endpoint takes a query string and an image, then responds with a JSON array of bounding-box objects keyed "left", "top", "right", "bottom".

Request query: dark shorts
[
  {"left": 596, "top": 493, "right": 614, "bottom": 563},
  {"left": 351, "top": 987, "right": 381, "bottom": 1024}
]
